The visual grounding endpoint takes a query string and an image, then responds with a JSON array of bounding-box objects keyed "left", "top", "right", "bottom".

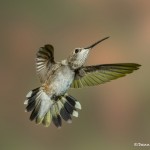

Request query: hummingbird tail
[
  {"left": 24, "top": 88, "right": 81, "bottom": 128},
  {"left": 55, "top": 94, "right": 82, "bottom": 124},
  {"left": 44, "top": 94, "right": 82, "bottom": 128},
  {"left": 24, "top": 87, "right": 54, "bottom": 127}
]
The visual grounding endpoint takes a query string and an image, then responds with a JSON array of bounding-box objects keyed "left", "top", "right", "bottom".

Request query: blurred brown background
[{"left": 0, "top": 0, "right": 149, "bottom": 150}]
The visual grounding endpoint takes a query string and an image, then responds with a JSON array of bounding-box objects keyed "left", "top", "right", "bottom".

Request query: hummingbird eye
[{"left": 75, "top": 49, "right": 79, "bottom": 53}]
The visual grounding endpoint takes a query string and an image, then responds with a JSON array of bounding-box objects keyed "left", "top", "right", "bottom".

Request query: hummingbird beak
[{"left": 84, "top": 36, "right": 110, "bottom": 49}]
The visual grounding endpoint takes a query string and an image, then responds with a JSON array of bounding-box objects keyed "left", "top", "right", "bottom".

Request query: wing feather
[
  {"left": 71, "top": 63, "right": 141, "bottom": 88},
  {"left": 36, "top": 44, "right": 55, "bottom": 83}
]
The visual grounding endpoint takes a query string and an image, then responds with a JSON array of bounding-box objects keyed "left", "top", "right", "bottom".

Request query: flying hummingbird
[{"left": 24, "top": 37, "right": 141, "bottom": 128}]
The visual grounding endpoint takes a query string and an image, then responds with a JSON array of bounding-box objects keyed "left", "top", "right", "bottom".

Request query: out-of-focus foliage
[{"left": 0, "top": 0, "right": 149, "bottom": 150}]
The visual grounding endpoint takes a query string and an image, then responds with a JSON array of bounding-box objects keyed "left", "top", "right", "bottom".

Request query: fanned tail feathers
[{"left": 24, "top": 89, "right": 81, "bottom": 128}]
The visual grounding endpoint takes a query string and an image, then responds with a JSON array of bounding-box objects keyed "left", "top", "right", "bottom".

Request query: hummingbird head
[{"left": 68, "top": 36, "right": 109, "bottom": 69}]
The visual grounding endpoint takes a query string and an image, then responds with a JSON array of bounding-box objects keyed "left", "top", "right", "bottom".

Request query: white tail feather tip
[
  {"left": 26, "top": 91, "right": 32, "bottom": 98},
  {"left": 75, "top": 102, "right": 82, "bottom": 110},
  {"left": 72, "top": 111, "right": 78, "bottom": 117},
  {"left": 24, "top": 100, "right": 28, "bottom": 105},
  {"left": 67, "top": 119, "right": 72, "bottom": 124}
]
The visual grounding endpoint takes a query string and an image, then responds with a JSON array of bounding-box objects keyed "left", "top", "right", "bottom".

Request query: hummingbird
[{"left": 24, "top": 37, "right": 141, "bottom": 128}]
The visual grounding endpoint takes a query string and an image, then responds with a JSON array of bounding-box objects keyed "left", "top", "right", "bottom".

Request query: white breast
[{"left": 50, "top": 65, "right": 74, "bottom": 95}]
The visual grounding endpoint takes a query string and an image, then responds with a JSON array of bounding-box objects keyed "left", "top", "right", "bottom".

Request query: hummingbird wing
[
  {"left": 36, "top": 44, "right": 55, "bottom": 83},
  {"left": 70, "top": 63, "right": 141, "bottom": 88}
]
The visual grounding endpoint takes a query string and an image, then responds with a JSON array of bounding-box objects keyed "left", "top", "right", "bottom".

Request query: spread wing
[
  {"left": 36, "top": 44, "right": 55, "bottom": 83},
  {"left": 70, "top": 63, "right": 141, "bottom": 88}
]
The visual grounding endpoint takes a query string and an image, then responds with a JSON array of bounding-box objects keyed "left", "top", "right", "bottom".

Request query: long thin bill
[{"left": 84, "top": 36, "right": 110, "bottom": 49}]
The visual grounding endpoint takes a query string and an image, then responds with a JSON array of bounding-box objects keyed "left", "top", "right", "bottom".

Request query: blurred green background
[{"left": 0, "top": 0, "right": 149, "bottom": 150}]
